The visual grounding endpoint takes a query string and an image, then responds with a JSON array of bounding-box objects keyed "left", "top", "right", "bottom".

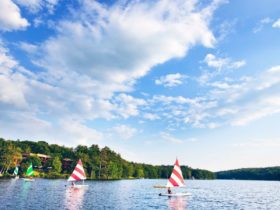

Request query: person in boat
[
  {"left": 167, "top": 187, "right": 172, "bottom": 194},
  {"left": 71, "top": 182, "right": 75, "bottom": 187}
]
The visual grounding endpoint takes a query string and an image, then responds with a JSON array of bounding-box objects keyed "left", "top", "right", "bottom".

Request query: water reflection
[
  {"left": 64, "top": 186, "right": 87, "bottom": 210},
  {"left": 168, "top": 197, "right": 188, "bottom": 210}
]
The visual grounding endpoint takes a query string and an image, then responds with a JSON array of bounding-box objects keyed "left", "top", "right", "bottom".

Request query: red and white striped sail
[
  {"left": 68, "top": 159, "right": 86, "bottom": 181},
  {"left": 166, "top": 158, "right": 185, "bottom": 188}
]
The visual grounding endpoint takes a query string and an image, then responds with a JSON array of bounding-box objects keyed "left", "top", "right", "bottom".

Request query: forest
[
  {"left": 216, "top": 167, "right": 280, "bottom": 181},
  {"left": 0, "top": 137, "right": 215, "bottom": 180}
]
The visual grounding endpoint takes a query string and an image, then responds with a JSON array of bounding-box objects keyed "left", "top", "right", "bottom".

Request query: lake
[{"left": 0, "top": 179, "right": 279, "bottom": 209}]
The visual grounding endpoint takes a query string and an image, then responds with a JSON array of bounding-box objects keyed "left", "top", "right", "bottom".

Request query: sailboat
[
  {"left": 13, "top": 166, "right": 19, "bottom": 179},
  {"left": 23, "top": 163, "right": 34, "bottom": 182},
  {"left": 154, "top": 158, "right": 191, "bottom": 196},
  {"left": 68, "top": 159, "right": 88, "bottom": 188}
]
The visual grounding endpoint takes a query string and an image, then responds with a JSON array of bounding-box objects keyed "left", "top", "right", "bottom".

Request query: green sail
[
  {"left": 13, "top": 166, "right": 19, "bottom": 175},
  {"left": 26, "top": 163, "right": 34, "bottom": 176}
]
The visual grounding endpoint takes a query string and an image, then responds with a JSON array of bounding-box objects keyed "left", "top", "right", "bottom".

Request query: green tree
[
  {"left": 0, "top": 144, "right": 22, "bottom": 173},
  {"left": 52, "top": 156, "right": 62, "bottom": 173},
  {"left": 134, "top": 165, "right": 144, "bottom": 178}
]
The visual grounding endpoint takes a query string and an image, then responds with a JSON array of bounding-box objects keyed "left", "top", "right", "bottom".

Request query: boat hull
[
  {"left": 72, "top": 185, "right": 88, "bottom": 189},
  {"left": 159, "top": 192, "right": 191, "bottom": 197},
  {"left": 23, "top": 178, "right": 34, "bottom": 182}
]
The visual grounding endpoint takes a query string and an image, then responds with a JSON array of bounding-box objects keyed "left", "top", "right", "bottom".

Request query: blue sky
[{"left": 0, "top": 0, "right": 280, "bottom": 171}]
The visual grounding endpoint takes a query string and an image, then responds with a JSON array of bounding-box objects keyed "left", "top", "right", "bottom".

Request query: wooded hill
[
  {"left": 0, "top": 137, "right": 215, "bottom": 179},
  {"left": 216, "top": 167, "right": 280, "bottom": 181}
]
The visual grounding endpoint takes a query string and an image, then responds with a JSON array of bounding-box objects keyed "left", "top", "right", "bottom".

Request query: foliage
[
  {"left": 0, "top": 137, "right": 215, "bottom": 180},
  {"left": 216, "top": 167, "right": 280, "bottom": 181},
  {"left": 51, "top": 156, "right": 62, "bottom": 173},
  {"left": 0, "top": 139, "right": 22, "bottom": 174}
]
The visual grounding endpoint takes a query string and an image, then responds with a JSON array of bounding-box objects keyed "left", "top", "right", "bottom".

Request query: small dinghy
[
  {"left": 23, "top": 163, "right": 35, "bottom": 182},
  {"left": 68, "top": 159, "right": 88, "bottom": 188},
  {"left": 154, "top": 158, "right": 191, "bottom": 197}
]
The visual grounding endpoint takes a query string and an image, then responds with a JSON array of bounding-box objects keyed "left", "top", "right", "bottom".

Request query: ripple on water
[{"left": 0, "top": 179, "right": 280, "bottom": 210}]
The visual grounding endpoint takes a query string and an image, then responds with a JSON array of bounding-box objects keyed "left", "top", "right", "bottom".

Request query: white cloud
[
  {"left": 160, "top": 132, "right": 183, "bottom": 144},
  {"left": 253, "top": 17, "right": 273, "bottom": 33},
  {"left": 0, "top": 0, "right": 29, "bottom": 31},
  {"left": 148, "top": 94, "right": 218, "bottom": 129},
  {"left": 272, "top": 18, "right": 280, "bottom": 28},
  {"left": 256, "top": 65, "right": 280, "bottom": 90},
  {"left": 31, "top": 0, "right": 223, "bottom": 100},
  {"left": 113, "top": 94, "right": 146, "bottom": 119},
  {"left": 0, "top": 44, "right": 28, "bottom": 107},
  {"left": 15, "top": 0, "right": 42, "bottom": 13},
  {"left": 152, "top": 95, "right": 198, "bottom": 105},
  {"left": 204, "top": 53, "right": 228, "bottom": 70},
  {"left": 59, "top": 119, "right": 104, "bottom": 145},
  {"left": 204, "top": 53, "right": 246, "bottom": 71},
  {"left": 207, "top": 66, "right": 280, "bottom": 126},
  {"left": 112, "top": 124, "right": 138, "bottom": 140},
  {"left": 18, "top": 42, "right": 38, "bottom": 53},
  {"left": 0, "top": 42, "right": 108, "bottom": 146},
  {"left": 0, "top": 0, "right": 232, "bottom": 146},
  {"left": 260, "top": 17, "right": 273, "bottom": 24},
  {"left": 229, "top": 60, "right": 246, "bottom": 69},
  {"left": 150, "top": 64, "right": 280, "bottom": 129},
  {"left": 232, "top": 96, "right": 280, "bottom": 126},
  {"left": 15, "top": 0, "right": 59, "bottom": 14},
  {"left": 143, "top": 113, "right": 160, "bottom": 120},
  {"left": 216, "top": 19, "right": 237, "bottom": 41},
  {"left": 0, "top": 73, "right": 28, "bottom": 108},
  {"left": 155, "top": 73, "right": 186, "bottom": 87}
]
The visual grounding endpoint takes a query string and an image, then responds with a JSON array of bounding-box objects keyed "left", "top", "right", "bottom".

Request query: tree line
[
  {"left": 216, "top": 167, "right": 280, "bottom": 181},
  {"left": 0, "top": 137, "right": 215, "bottom": 179}
]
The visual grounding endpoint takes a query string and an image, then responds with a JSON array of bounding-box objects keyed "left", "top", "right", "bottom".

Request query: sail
[
  {"left": 26, "top": 163, "right": 34, "bottom": 176},
  {"left": 13, "top": 166, "right": 19, "bottom": 176},
  {"left": 68, "top": 159, "right": 86, "bottom": 182},
  {"left": 166, "top": 159, "right": 185, "bottom": 188}
]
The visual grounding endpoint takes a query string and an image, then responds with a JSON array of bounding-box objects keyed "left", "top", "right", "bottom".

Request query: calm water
[{"left": 0, "top": 179, "right": 279, "bottom": 210}]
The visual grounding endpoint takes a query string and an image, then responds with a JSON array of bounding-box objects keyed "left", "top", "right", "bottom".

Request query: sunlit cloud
[
  {"left": 112, "top": 125, "right": 138, "bottom": 140},
  {"left": 203, "top": 53, "right": 246, "bottom": 71},
  {"left": 0, "top": 0, "right": 29, "bottom": 31},
  {"left": 272, "top": 18, "right": 280, "bottom": 28},
  {"left": 155, "top": 73, "right": 186, "bottom": 87}
]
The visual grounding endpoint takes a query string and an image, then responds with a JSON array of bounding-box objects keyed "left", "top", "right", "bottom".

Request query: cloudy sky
[{"left": 0, "top": 0, "right": 279, "bottom": 171}]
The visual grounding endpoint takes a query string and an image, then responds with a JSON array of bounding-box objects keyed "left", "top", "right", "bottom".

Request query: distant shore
[{"left": 1, "top": 137, "right": 279, "bottom": 181}]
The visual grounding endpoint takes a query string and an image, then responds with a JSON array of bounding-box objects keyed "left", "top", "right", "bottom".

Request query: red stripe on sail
[
  {"left": 77, "top": 159, "right": 83, "bottom": 166},
  {"left": 70, "top": 173, "right": 81, "bottom": 181},
  {"left": 168, "top": 177, "right": 179, "bottom": 187},
  {"left": 74, "top": 167, "right": 85, "bottom": 177},
  {"left": 172, "top": 169, "right": 184, "bottom": 184},
  {"left": 175, "top": 159, "right": 180, "bottom": 167}
]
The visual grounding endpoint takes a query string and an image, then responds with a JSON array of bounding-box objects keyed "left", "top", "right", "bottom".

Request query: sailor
[{"left": 167, "top": 187, "right": 172, "bottom": 194}]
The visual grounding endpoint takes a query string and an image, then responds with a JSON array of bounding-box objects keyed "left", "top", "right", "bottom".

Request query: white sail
[
  {"left": 166, "top": 159, "right": 185, "bottom": 188},
  {"left": 68, "top": 159, "right": 86, "bottom": 182}
]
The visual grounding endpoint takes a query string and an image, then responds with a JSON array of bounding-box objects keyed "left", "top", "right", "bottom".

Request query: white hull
[
  {"left": 72, "top": 185, "right": 88, "bottom": 189},
  {"left": 159, "top": 192, "right": 191, "bottom": 197},
  {"left": 23, "top": 178, "right": 34, "bottom": 182},
  {"left": 14, "top": 176, "right": 19, "bottom": 179}
]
